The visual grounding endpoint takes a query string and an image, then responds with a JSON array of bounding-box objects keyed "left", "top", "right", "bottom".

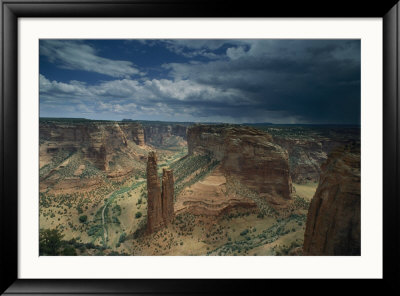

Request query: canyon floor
[
  {"left": 39, "top": 119, "right": 358, "bottom": 256},
  {"left": 39, "top": 147, "right": 315, "bottom": 256}
]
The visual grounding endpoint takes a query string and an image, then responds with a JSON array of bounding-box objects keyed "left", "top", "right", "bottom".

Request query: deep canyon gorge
[{"left": 39, "top": 118, "right": 360, "bottom": 256}]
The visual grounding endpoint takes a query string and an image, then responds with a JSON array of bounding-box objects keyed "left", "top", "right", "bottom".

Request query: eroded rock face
[
  {"left": 174, "top": 166, "right": 258, "bottom": 217},
  {"left": 146, "top": 152, "right": 163, "bottom": 233},
  {"left": 187, "top": 125, "right": 293, "bottom": 204},
  {"left": 39, "top": 120, "right": 151, "bottom": 194},
  {"left": 274, "top": 138, "right": 327, "bottom": 184},
  {"left": 143, "top": 124, "right": 187, "bottom": 147},
  {"left": 40, "top": 120, "right": 146, "bottom": 172},
  {"left": 146, "top": 153, "right": 175, "bottom": 233},
  {"left": 303, "top": 145, "right": 360, "bottom": 255},
  {"left": 161, "top": 169, "right": 174, "bottom": 224},
  {"left": 119, "top": 123, "right": 145, "bottom": 146},
  {"left": 272, "top": 128, "right": 360, "bottom": 184}
]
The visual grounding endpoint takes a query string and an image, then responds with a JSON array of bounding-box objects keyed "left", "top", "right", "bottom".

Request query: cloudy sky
[{"left": 39, "top": 39, "right": 360, "bottom": 124}]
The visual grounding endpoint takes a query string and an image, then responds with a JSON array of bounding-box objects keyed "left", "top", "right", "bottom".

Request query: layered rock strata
[
  {"left": 174, "top": 166, "right": 258, "bottom": 217},
  {"left": 143, "top": 124, "right": 188, "bottom": 147},
  {"left": 272, "top": 128, "right": 360, "bottom": 184},
  {"left": 39, "top": 120, "right": 150, "bottom": 194},
  {"left": 273, "top": 138, "right": 327, "bottom": 184},
  {"left": 146, "top": 152, "right": 163, "bottom": 233},
  {"left": 303, "top": 144, "right": 361, "bottom": 255},
  {"left": 146, "top": 152, "right": 175, "bottom": 233},
  {"left": 40, "top": 120, "right": 146, "bottom": 171},
  {"left": 187, "top": 125, "right": 293, "bottom": 204},
  {"left": 161, "top": 169, "right": 175, "bottom": 224}
]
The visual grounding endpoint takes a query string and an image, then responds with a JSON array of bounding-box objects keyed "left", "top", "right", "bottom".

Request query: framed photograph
[{"left": 1, "top": 0, "right": 399, "bottom": 294}]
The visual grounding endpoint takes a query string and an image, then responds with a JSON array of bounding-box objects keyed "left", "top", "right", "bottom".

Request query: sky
[{"left": 39, "top": 39, "right": 360, "bottom": 124}]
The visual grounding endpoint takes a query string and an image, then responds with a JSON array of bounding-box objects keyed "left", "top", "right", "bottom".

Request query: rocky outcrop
[
  {"left": 143, "top": 124, "right": 188, "bottom": 147},
  {"left": 174, "top": 166, "right": 258, "bottom": 217},
  {"left": 119, "top": 123, "right": 145, "bottom": 146},
  {"left": 161, "top": 169, "right": 174, "bottom": 224},
  {"left": 272, "top": 128, "right": 360, "bottom": 184},
  {"left": 303, "top": 144, "right": 360, "bottom": 255},
  {"left": 146, "top": 152, "right": 175, "bottom": 233},
  {"left": 273, "top": 138, "right": 327, "bottom": 184},
  {"left": 187, "top": 125, "right": 293, "bottom": 205},
  {"left": 39, "top": 120, "right": 147, "bottom": 172},
  {"left": 146, "top": 152, "right": 164, "bottom": 233}
]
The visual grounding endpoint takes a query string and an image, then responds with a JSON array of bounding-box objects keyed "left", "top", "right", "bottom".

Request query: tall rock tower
[
  {"left": 146, "top": 151, "right": 163, "bottom": 233},
  {"left": 161, "top": 169, "right": 174, "bottom": 224},
  {"left": 146, "top": 152, "right": 175, "bottom": 234}
]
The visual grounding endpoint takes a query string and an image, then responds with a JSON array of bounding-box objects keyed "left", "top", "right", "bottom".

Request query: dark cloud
[
  {"left": 163, "top": 40, "right": 360, "bottom": 123},
  {"left": 40, "top": 39, "right": 360, "bottom": 124}
]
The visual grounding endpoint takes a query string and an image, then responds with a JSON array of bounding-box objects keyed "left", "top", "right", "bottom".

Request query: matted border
[
  {"left": 1, "top": 0, "right": 399, "bottom": 294},
  {"left": 19, "top": 18, "right": 381, "bottom": 280}
]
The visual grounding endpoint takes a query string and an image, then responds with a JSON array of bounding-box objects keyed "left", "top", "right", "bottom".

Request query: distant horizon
[{"left": 39, "top": 116, "right": 361, "bottom": 126}]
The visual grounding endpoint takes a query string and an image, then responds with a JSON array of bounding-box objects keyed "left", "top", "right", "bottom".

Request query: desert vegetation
[{"left": 39, "top": 118, "right": 359, "bottom": 256}]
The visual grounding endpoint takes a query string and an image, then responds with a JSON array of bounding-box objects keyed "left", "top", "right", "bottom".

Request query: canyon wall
[
  {"left": 40, "top": 120, "right": 146, "bottom": 171},
  {"left": 272, "top": 128, "right": 360, "bottom": 184},
  {"left": 146, "top": 152, "right": 175, "bottom": 233},
  {"left": 143, "top": 124, "right": 188, "bottom": 147},
  {"left": 187, "top": 125, "right": 293, "bottom": 203},
  {"left": 118, "top": 122, "right": 145, "bottom": 146},
  {"left": 273, "top": 138, "right": 327, "bottom": 184},
  {"left": 303, "top": 144, "right": 360, "bottom": 255}
]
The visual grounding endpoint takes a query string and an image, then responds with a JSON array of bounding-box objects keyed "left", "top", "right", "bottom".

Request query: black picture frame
[{"left": 1, "top": 0, "right": 399, "bottom": 294}]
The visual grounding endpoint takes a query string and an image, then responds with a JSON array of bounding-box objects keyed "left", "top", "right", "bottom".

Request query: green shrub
[
  {"left": 79, "top": 215, "right": 87, "bottom": 223},
  {"left": 240, "top": 229, "right": 249, "bottom": 236},
  {"left": 39, "top": 228, "right": 64, "bottom": 255},
  {"left": 119, "top": 232, "right": 127, "bottom": 243},
  {"left": 61, "top": 246, "right": 77, "bottom": 256},
  {"left": 135, "top": 212, "right": 142, "bottom": 219},
  {"left": 112, "top": 217, "right": 120, "bottom": 224},
  {"left": 87, "top": 225, "right": 102, "bottom": 236}
]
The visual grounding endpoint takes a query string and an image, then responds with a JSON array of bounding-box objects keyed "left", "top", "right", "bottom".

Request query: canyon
[
  {"left": 39, "top": 118, "right": 361, "bottom": 256},
  {"left": 182, "top": 125, "right": 293, "bottom": 216},
  {"left": 267, "top": 126, "right": 360, "bottom": 184}
]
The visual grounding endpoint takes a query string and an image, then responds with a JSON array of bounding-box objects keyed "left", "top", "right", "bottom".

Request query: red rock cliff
[
  {"left": 146, "top": 152, "right": 163, "bottom": 233},
  {"left": 40, "top": 120, "right": 146, "bottom": 172},
  {"left": 273, "top": 132, "right": 359, "bottom": 184},
  {"left": 119, "top": 122, "right": 145, "bottom": 146},
  {"left": 303, "top": 144, "right": 360, "bottom": 255},
  {"left": 187, "top": 125, "right": 293, "bottom": 204},
  {"left": 143, "top": 124, "right": 188, "bottom": 147},
  {"left": 161, "top": 169, "right": 174, "bottom": 224}
]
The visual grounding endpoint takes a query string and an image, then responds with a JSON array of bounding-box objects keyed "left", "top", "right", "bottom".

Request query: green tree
[
  {"left": 119, "top": 232, "right": 127, "bottom": 243},
  {"left": 79, "top": 215, "right": 87, "bottom": 223},
  {"left": 39, "top": 228, "right": 64, "bottom": 255},
  {"left": 61, "top": 246, "right": 77, "bottom": 256}
]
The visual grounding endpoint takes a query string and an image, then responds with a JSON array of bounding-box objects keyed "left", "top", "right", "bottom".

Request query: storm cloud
[{"left": 39, "top": 39, "right": 360, "bottom": 124}]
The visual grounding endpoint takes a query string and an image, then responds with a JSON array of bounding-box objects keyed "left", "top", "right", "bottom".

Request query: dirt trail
[
  {"left": 100, "top": 180, "right": 146, "bottom": 246},
  {"left": 101, "top": 199, "right": 110, "bottom": 243}
]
